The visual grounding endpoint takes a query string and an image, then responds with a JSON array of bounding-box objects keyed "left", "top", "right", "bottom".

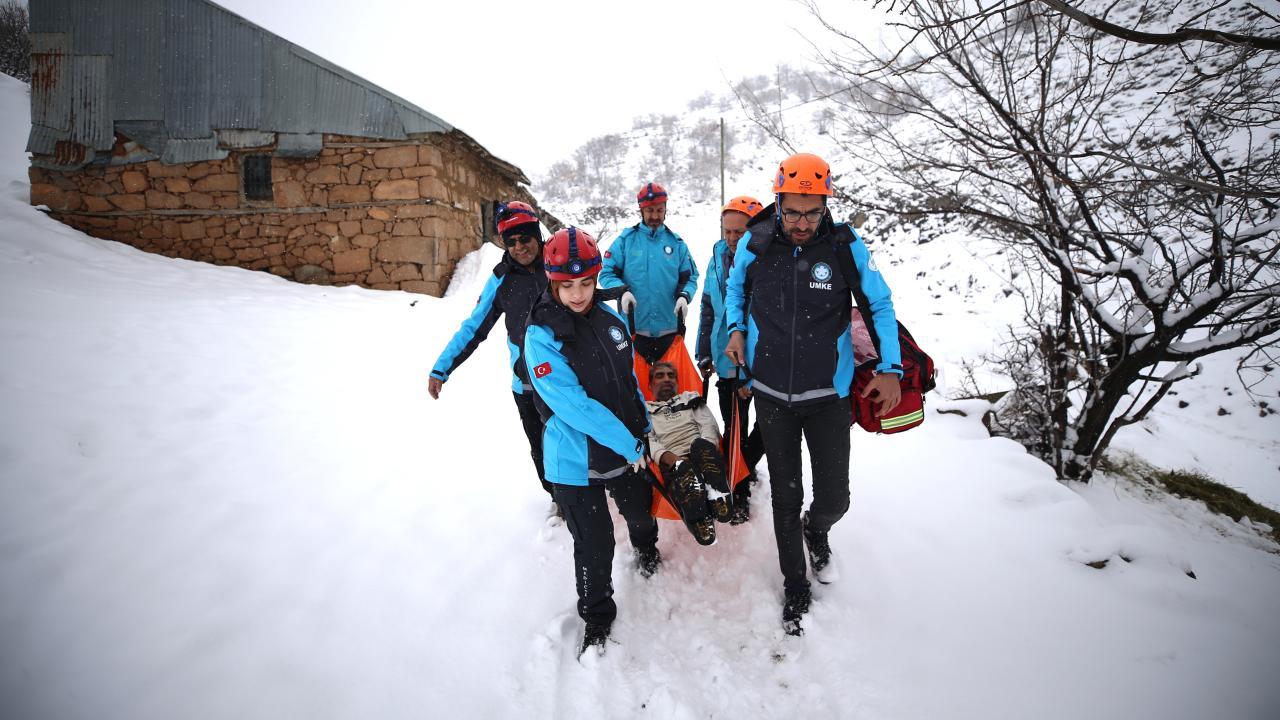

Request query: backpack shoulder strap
[{"left": 830, "top": 224, "right": 858, "bottom": 293}]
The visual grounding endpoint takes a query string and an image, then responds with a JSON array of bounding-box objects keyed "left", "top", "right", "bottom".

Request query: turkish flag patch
[
  {"left": 604, "top": 251, "right": 612, "bottom": 258},
  {"left": 534, "top": 362, "right": 553, "bottom": 378}
]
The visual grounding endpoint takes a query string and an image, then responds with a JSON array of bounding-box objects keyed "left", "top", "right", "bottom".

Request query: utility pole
[{"left": 719, "top": 117, "right": 725, "bottom": 206}]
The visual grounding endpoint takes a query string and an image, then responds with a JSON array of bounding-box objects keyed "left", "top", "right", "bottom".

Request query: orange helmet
[
  {"left": 722, "top": 195, "right": 764, "bottom": 219},
  {"left": 771, "top": 153, "right": 833, "bottom": 196}
]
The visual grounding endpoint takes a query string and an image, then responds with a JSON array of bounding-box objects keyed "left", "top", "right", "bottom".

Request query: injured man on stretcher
[{"left": 645, "top": 362, "right": 750, "bottom": 529}]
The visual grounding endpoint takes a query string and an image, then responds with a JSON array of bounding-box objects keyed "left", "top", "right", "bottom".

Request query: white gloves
[
  {"left": 674, "top": 296, "right": 688, "bottom": 321},
  {"left": 619, "top": 291, "right": 637, "bottom": 314},
  {"left": 630, "top": 456, "right": 647, "bottom": 474}
]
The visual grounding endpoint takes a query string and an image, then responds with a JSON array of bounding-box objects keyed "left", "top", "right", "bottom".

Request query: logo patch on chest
[
  {"left": 609, "top": 325, "right": 630, "bottom": 350},
  {"left": 810, "top": 261, "right": 833, "bottom": 290},
  {"left": 664, "top": 246, "right": 673, "bottom": 255}
]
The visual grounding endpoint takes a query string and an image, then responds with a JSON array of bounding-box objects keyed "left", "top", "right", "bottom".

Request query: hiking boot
[
  {"left": 803, "top": 512, "right": 835, "bottom": 583},
  {"left": 668, "top": 461, "right": 715, "bottom": 544},
  {"left": 692, "top": 447, "right": 730, "bottom": 494},
  {"left": 579, "top": 621, "right": 611, "bottom": 658},
  {"left": 729, "top": 485, "right": 751, "bottom": 525},
  {"left": 689, "top": 516, "right": 716, "bottom": 546},
  {"left": 709, "top": 496, "right": 733, "bottom": 523},
  {"left": 636, "top": 545, "right": 662, "bottom": 578},
  {"left": 782, "top": 587, "right": 811, "bottom": 636}
]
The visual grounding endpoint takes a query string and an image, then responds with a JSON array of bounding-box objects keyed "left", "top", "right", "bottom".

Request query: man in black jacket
[
  {"left": 724, "top": 154, "right": 903, "bottom": 635},
  {"left": 428, "top": 202, "right": 553, "bottom": 508}
]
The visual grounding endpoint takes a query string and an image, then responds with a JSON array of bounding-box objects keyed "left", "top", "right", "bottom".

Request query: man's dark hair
[{"left": 648, "top": 361, "right": 678, "bottom": 381}]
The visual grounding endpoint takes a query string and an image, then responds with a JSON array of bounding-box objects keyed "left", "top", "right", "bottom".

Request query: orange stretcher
[{"left": 636, "top": 337, "right": 750, "bottom": 520}]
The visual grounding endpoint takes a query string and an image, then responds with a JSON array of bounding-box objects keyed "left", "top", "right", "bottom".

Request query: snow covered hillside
[{"left": 2, "top": 67, "right": 1279, "bottom": 720}]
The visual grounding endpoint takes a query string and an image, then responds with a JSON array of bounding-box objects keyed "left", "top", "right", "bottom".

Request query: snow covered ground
[{"left": 2, "top": 70, "right": 1279, "bottom": 720}]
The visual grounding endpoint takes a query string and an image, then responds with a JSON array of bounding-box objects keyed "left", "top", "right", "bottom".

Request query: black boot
[
  {"left": 580, "top": 620, "right": 611, "bottom": 658},
  {"left": 782, "top": 586, "right": 811, "bottom": 636},
  {"left": 803, "top": 512, "right": 834, "bottom": 582},
  {"left": 635, "top": 545, "right": 662, "bottom": 578},
  {"left": 729, "top": 483, "right": 751, "bottom": 525},
  {"left": 667, "top": 461, "right": 715, "bottom": 546}
]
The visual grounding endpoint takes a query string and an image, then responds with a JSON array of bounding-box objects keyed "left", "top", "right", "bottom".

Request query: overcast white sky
[{"left": 212, "top": 0, "right": 889, "bottom": 177}]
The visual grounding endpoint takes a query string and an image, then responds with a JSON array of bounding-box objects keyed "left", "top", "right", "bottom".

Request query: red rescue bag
[{"left": 851, "top": 316, "right": 936, "bottom": 434}]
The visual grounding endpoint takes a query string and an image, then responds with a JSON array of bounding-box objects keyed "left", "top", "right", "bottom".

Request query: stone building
[{"left": 25, "top": 0, "right": 548, "bottom": 295}]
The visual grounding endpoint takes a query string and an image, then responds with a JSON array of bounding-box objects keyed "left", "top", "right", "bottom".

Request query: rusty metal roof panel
[
  {"left": 161, "top": 136, "right": 228, "bottom": 164},
  {"left": 163, "top": 0, "right": 214, "bottom": 139},
  {"left": 26, "top": 124, "right": 62, "bottom": 155},
  {"left": 111, "top": 0, "right": 165, "bottom": 121},
  {"left": 69, "top": 54, "right": 114, "bottom": 151},
  {"left": 29, "top": 33, "right": 70, "bottom": 131},
  {"left": 209, "top": 9, "right": 263, "bottom": 129}
]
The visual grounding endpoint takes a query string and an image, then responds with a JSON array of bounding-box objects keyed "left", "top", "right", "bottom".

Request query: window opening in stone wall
[
  {"left": 243, "top": 155, "right": 273, "bottom": 201},
  {"left": 481, "top": 200, "right": 496, "bottom": 245}
]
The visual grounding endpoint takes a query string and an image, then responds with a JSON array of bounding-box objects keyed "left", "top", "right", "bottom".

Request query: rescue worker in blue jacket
[
  {"left": 599, "top": 182, "right": 699, "bottom": 363},
  {"left": 696, "top": 195, "right": 767, "bottom": 525},
  {"left": 428, "top": 202, "right": 553, "bottom": 504},
  {"left": 723, "top": 154, "right": 904, "bottom": 635},
  {"left": 524, "top": 226, "right": 660, "bottom": 658}
]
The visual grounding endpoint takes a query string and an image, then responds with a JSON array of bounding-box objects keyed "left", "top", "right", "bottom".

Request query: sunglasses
[{"left": 503, "top": 233, "right": 539, "bottom": 247}]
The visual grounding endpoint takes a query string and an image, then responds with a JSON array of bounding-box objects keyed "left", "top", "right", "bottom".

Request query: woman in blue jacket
[{"left": 524, "top": 227, "right": 659, "bottom": 657}]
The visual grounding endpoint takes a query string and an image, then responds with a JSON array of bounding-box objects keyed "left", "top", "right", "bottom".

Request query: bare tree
[
  {"left": 800, "top": 0, "right": 1280, "bottom": 482},
  {"left": 0, "top": 0, "right": 29, "bottom": 83}
]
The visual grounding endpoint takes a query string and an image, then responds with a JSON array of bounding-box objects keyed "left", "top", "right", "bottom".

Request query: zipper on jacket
[{"left": 789, "top": 244, "right": 800, "bottom": 400}]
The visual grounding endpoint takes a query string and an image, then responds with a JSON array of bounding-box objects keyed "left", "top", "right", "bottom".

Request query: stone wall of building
[{"left": 28, "top": 133, "right": 530, "bottom": 296}]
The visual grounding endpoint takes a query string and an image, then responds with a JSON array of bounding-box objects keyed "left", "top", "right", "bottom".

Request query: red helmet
[
  {"left": 722, "top": 195, "right": 764, "bottom": 218},
  {"left": 771, "top": 153, "right": 833, "bottom": 196},
  {"left": 544, "top": 227, "right": 603, "bottom": 281},
  {"left": 636, "top": 182, "right": 668, "bottom": 208},
  {"left": 495, "top": 201, "right": 540, "bottom": 238}
]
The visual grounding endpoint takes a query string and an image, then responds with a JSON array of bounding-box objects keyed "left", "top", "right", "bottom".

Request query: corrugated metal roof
[
  {"left": 27, "top": 0, "right": 521, "bottom": 181},
  {"left": 26, "top": 124, "right": 62, "bottom": 154},
  {"left": 208, "top": 8, "right": 263, "bottom": 129},
  {"left": 276, "top": 133, "right": 324, "bottom": 158},
  {"left": 162, "top": 136, "right": 229, "bottom": 164},
  {"left": 116, "top": 121, "right": 168, "bottom": 154},
  {"left": 72, "top": 0, "right": 114, "bottom": 55},
  {"left": 28, "top": 0, "right": 75, "bottom": 34},
  {"left": 112, "top": 0, "right": 165, "bottom": 121},
  {"left": 164, "top": 0, "right": 214, "bottom": 139},
  {"left": 70, "top": 54, "right": 113, "bottom": 151},
  {"left": 217, "top": 129, "right": 275, "bottom": 148},
  {"left": 29, "top": 33, "right": 70, "bottom": 131}
]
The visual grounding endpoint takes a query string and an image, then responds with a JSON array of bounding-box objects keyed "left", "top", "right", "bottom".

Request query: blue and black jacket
[
  {"left": 696, "top": 238, "right": 740, "bottom": 379},
  {"left": 524, "top": 292, "right": 651, "bottom": 486},
  {"left": 598, "top": 223, "right": 699, "bottom": 337},
  {"left": 430, "top": 253, "right": 547, "bottom": 394},
  {"left": 725, "top": 205, "right": 902, "bottom": 407}
]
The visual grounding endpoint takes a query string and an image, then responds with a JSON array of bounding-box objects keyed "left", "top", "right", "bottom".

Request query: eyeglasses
[
  {"left": 503, "top": 233, "right": 538, "bottom": 247},
  {"left": 779, "top": 208, "right": 826, "bottom": 224}
]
